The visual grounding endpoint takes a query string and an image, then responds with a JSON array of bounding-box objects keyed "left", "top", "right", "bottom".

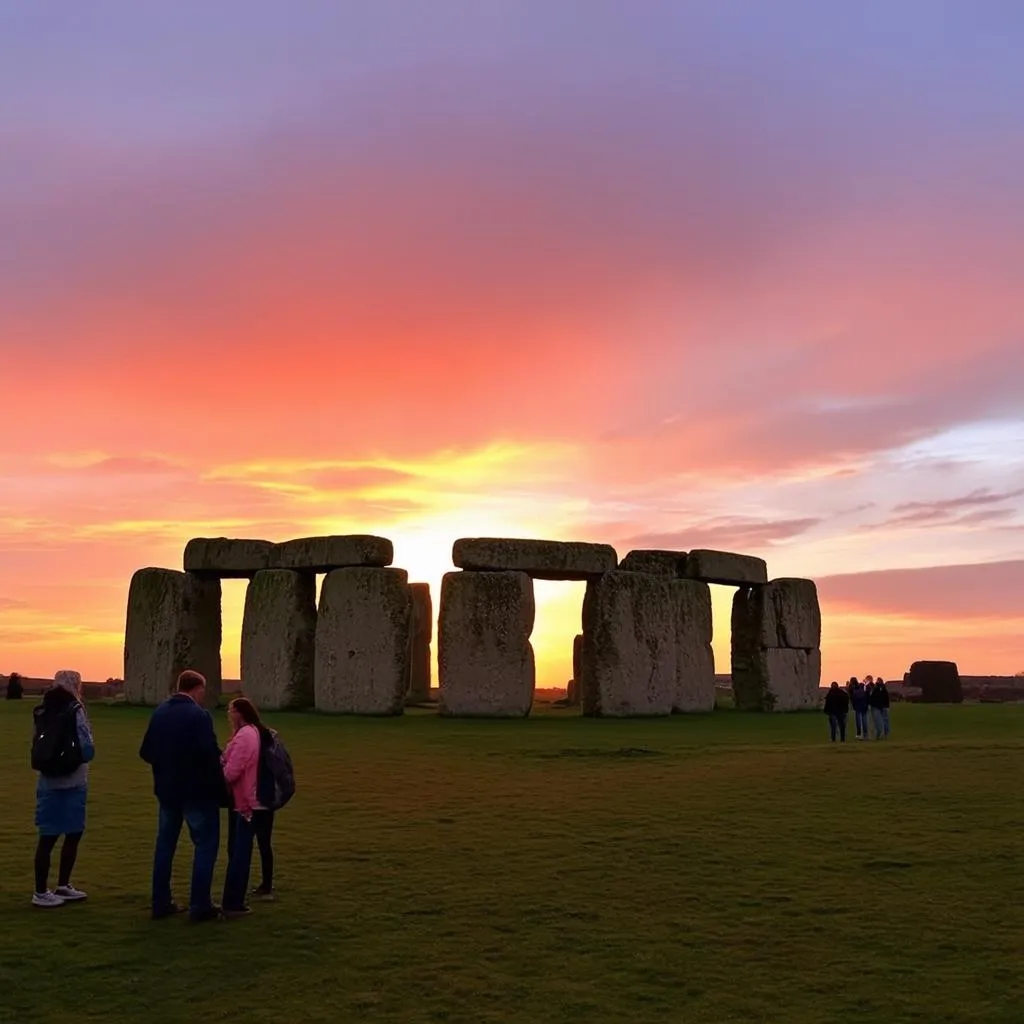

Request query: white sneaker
[
  {"left": 32, "top": 891, "right": 65, "bottom": 908},
  {"left": 55, "top": 884, "right": 88, "bottom": 902}
]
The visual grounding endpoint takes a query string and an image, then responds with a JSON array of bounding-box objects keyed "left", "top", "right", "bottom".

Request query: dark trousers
[
  {"left": 152, "top": 801, "right": 219, "bottom": 914},
  {"left": 223, "top": 811, "right": 254, "bottom": 911},
  {"left": 227, "top": 808, "right": 275, "bottom": 891},
  {"left": 828, "top": 713, "right": 848, "bottom": 742}
]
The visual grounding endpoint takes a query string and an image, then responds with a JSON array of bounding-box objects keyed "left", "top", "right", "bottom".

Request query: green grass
[{"left": 1, "top": 702, "right": 1021, "bottom": 1024}]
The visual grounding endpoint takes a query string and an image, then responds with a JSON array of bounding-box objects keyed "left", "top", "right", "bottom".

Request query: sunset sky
[{"left": 3, "top": 2, "right": 1024, "bottom": 687}]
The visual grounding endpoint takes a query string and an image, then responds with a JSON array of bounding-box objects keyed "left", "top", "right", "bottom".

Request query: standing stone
[
  {"left": 907, "top": 660, "right": 963, "bottom": 703},
  {"left": 183, "top": 538, "right": 272, "bottom": 578},
  {"left": 619, "top": 549, "right": 686, "bottom": 576},
  {"left": 769, "top": 578, "right": 821, "bottom": 649},
  {"left": 731, "top": 586, "right": 779, "bottom": 649},
  {"left": 673, "top": 579, "right": 716, "bottom": 713},
  {"left": 407, "top": 583, "right": 433, "bottom": 702},
  {"left": 314, "top": 568, "right": 411, "bottom": 715},
  {"left": 240, "top": 570, "right": 316, "bottom": 710},
  {"left": 438, "top": 571, "right": 535, "bottom": 717},
  {"left": 682, "top": 549, "right": 768, "bottom": 586},
  {"left": 124, "top": 568, "right": 222, "bottom": 707},
  {"left": 580, "top": 571, "right": 677, "bottom": 717},
  {"left": 452, "top": 538, "right": 617, "bottom": 579}
]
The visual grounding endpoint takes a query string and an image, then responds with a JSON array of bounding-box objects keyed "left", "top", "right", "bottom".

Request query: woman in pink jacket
[{"left": 220, "top": 697, "right": 270, "bottom": 917}]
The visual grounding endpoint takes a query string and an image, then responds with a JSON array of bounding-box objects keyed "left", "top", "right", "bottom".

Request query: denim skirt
[{"left": 35, "top": 784, "right": 88, "bottom": 836}]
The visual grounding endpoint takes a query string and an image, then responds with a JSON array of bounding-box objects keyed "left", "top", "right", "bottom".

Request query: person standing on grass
[
  {"left": 823, "top": 681, "right": 849, "bottom": 743},
  {"left": 870, "top": 678, "right": 891, "bottom": 739},
  {"left": 31, "top": 670, "right": 95, "bottom": 907},
  {"left": 849, "top": 676, "right": 870, "bottom": 741},
  {"left": 863, "top": 679, "right": 876, "bottom": 737},
  {"left": 220, "top": 697, "right": 273, "bottom": 917},
  {"left": 139, "top": 669, "right": 225, "bottom": 923}
]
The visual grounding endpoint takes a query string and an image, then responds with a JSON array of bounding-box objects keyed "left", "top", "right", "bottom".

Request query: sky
[{"left": 2, "top": 1, "right": 1024, "bottom": 687}]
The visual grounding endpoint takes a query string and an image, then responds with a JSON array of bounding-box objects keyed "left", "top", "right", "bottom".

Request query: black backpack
[
  {"left": 258, "top": 730, "right": 295, "bottom": 811},
  {"left": 31, "top": 701, "right": 84, "bottom": 777}
]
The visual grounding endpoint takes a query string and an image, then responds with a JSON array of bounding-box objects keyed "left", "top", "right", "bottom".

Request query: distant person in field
[
  {"left": 139, "top": 670, "right": 225, "bottom": 923},
  {"left": 823, "top": 681, "right": 849, "bottom": 743},
  {"left": 31, "top": 670, "right": 95, "bottom": 908},
  {"left": 220, "top": 697, "right": 274, "bottom": 917},
  {"left": 6, "top": 671, "right": 24, "bottom": 699},
  {"left": 863, "top": 679, "right": 876, "bottom": 737},
  {"left": 870, "top": 677, "right": 891, "bottom": 738},
  {"left": 849, "top": 677, "right": 870, "bottom": 740}
]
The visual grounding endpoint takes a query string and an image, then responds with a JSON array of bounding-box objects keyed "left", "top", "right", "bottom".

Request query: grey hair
[{"left": 53, "top": 670, "right": 82, "bottom": 697}]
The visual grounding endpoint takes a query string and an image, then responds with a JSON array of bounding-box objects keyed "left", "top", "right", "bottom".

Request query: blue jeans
[
  {"left": 223, "top": 811, "right": 255, "bottom": 911},
  {"left": 854, "top": 709, "right": 869, "bottom": 737},
  {"left": 152, "top": 801, "right": 220, "bottom": 914},
  {"left": 872, "top": 707, "right": 889, "bottom": 738},
  {"left": 828, "top": 713, "right": 847, "bottom": 742}
]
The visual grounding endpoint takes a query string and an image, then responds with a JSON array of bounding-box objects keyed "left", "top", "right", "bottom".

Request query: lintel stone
[
  {"left": 184, "top": 537, "right": 272, "bottom": 578},
  {"left": 269, "top": 535, "right": 393, "bottom": 573},
  {"left": 618, "top": 549, "right": 687, "bottom": 576},
  {"left": 452, "top": 537, "right": 617, "bottom": 580},
  {"left": 682, "top": 549, "right": 768, "bottom": 586}
]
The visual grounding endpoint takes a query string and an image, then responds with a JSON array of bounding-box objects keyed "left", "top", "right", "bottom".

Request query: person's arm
[
  {"left": 76, "top": 706, "right": 96, "bottom": 764},
  {"left": 222, "top": 728, "right": 257, "bottom": 784},
  {"left": 139, "top": 717, "right": 154, "bottom": 764}
]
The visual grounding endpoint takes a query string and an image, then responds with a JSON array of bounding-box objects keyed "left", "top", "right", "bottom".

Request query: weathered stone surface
[
  {"left": 731, "top": 586, "right": 778, "bottom": 650},
  {"left": 673, "top": 579, "right": 715, "bottom": 712},
  {"left": 682, "top": 549, "right": 768, "bottom": 586},
  {"left": 452, "top": 538, "right": 617, "bottom": 580},
  {"left": 731, "top": 579, "right": 821, "bottom": 650},
  {"left": 618, "top": 549, "right": 686, "bottom": 576},
  {"left": 732, "top": 646, "right": 820, "bottom": 712},
  {"left": 268, "top": 535, "right": 393, "bottom": 572},
  {"left": 770, "top": 578, "right": 821, "bottom": 649},
  {"left": 438, "top": 571, "right": 535, "bottom": 717},
  {"left": 907, "top": 660, "right": 963, "bottom": 703},
  {"left": 407, "top": 582, "right": 433, "bottom": 702},
  {"left": 184, "top": 537, "right": 272, "bottom": 578},
  {"left": 314, "top": 568, "right": 411, "bottom": 715},
  {"left": 580, "top": 571, "right": 677, "bottom": 717},
  {"left": 572, "top": 633, "right": 584, "bottom": 683},
  {"left": 124, "top": 568, "right": 221, "bottom": 707},
  {"left": 240, "top": 570, "right": 316, "bottom": 710},
  {"left": 565, "top": 677, "right": 580, "bottom": 706}
]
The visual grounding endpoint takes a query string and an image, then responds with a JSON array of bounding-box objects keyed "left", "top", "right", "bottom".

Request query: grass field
[{"left": 0, "top": 701, "right": 1021, "bottom": 1024}]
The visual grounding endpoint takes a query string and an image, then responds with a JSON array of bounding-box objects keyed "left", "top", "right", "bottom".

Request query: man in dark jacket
[
  {"left": 823, "top": 681, "right": 849, "bottom": 742},
  {"left": 139, "top": 670, "right": 225, "bottom": 922}
]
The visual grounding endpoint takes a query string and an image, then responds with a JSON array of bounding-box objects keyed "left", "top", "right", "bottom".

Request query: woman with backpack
[
  {"left": 31, "top": 670, "right": 95, "bottom": 907},
  {"left": 220, "top": 697, "right": 275, "bottom": 915}
]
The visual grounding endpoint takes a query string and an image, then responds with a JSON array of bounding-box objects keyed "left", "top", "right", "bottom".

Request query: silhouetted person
[
  {"left": 823, "top": 681, "right": 849, "bottom": 743},
  {"left": 863, "top": 680, "right": 876, "bottom": 737},
  {"left": 849, "top": 676, "right": 869, "bottom": 740},
  {"left": 6, "top": 671, "right": 24, "bottom": 699},
  {"left": 870, "top": 678, "right": 891, "bottom": 738},
  {"left": 139, "top": 670, "right": 225, "bottom": 923}
]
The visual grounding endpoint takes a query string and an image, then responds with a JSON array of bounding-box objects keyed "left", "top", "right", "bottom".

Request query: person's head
[
  {"left": 228, "top": 696, "right": 262, "bottom": 734},
  {"left": 830, "top": 681, "right": 839, "bottom": 691},
  {"left": 53, "top": 669, "right": 82, "bottom": 699},
  {"left": 177, "top": 669, "right": 206, "bottom": 704},
  {"left": 848, "top": 676, "right": 858, "bottom": 687},
  {"left": 864, "top": 674, "right": 874, "bottom": 685}
]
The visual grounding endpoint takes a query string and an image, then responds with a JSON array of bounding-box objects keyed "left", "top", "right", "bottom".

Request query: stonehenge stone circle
[
  {"left": 268, "top": 535, "right": 393, "bottom": 572},
  {"left": 682, "top": 549, "right": 768, "bottom": 587},
  {"left": 183, "top": 537, "right": 273, "bottom": 578},
  {"left": 619, "top": 549, "right": 686, "bottom": 576},
  {"left": 314, "top": 567, "right": 411, "bottom": 715},
  {"left": 580, "top": 571, "right": 677, "bottom": 717},
  {"left": 125, "top": 530, "right": 825, "bottom": 717},
  {"left": 124, "top": 568, "right": 222, "bottom": 707},
  {"left": 452, "top": 538, "right": 617, "bottom": 580},
  {"left": 438, "top": 570, "right": 535, "bottom": 717},
  {"left": 240, "top": 570, "right": 316, "bottom": 710},
  {"left": 407, "top": 582, "right": 433, "bottom": 702}
]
